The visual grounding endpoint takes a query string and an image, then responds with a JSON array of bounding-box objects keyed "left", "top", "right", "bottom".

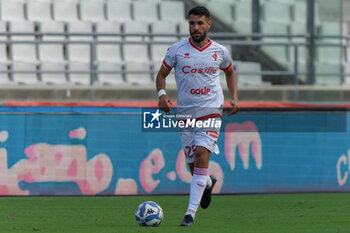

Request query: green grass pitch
[{"left": 0, "top": 193, "right": 349, "bottom": 233}]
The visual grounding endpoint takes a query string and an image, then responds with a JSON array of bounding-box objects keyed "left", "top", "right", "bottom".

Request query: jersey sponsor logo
[
  {"left": 184, "top": 53, "right": 190, "bottom": 58},
  {"left": 182, "top": 66, "right": 217, "bottom": 74},
  {"left": 212, "top": 52, "right": 217, "bottom": 61},
  {"left": 190, "top": 87, "right": 211, "bottom": 95}
]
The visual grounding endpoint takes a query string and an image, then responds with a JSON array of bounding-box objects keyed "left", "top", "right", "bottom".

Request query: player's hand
[
  {"left": 158, "top": 95, "right": 173, "bottom": 113},
  {"left": 227, "top": 99, "right": 240, "bottom": 116}
]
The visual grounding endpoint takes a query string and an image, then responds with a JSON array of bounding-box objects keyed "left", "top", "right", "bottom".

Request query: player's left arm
[{"left": 224, "top": 65, "right": 240, "bottom": 116}]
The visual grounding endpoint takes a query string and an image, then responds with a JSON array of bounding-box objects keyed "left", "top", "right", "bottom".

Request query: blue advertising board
[{"left": 0, "top": 106, "right": 348, "bottom": 195}]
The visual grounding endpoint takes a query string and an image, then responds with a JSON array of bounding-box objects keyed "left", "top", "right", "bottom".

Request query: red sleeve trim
[
  {"left": 220, "top": 62, "right": 232, "bottom": 71},
  {"left": 162, "top": 60, "right": 172, "bottom": 70}
]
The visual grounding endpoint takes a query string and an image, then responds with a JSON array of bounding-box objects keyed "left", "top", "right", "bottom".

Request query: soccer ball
[{"left": 135, "top": 201, "right": 163, "bottom": 226}]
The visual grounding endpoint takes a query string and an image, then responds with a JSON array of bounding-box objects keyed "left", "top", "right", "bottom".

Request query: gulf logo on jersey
[
  {"left": 190, "top": 87, "right": 211, "bottom": 95},
  {"left": 182, "top": 66, "right": 217, "bottom": 74},
  {"left": 212, "top": 52, "right": 217, "bottom": 61}
]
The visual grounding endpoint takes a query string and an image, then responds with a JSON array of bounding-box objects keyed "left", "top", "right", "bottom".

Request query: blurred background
[{"left": 0, "top": 0, "right": 347, "bottom": 102}]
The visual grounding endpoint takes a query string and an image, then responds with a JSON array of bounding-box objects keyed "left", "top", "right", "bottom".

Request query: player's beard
[{"left": 190, "top": 31, "right": 207, "bottom": 43}]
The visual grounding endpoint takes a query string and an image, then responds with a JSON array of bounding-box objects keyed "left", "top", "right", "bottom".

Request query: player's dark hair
[{"left": 187, "top": 6, "right": 210, "bottom": 19}]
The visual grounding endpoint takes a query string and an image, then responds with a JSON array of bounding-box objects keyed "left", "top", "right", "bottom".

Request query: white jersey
[{"left": 163, "top": 37, "right": 232, "bottom": 119}]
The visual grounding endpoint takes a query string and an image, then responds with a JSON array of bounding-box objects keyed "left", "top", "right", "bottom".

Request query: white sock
[
  {"left": 185, "top": 167, "right": 208, "bottom": 219},
  {"left": 206, "top": 175, "right": 212, "bottom": 189}
]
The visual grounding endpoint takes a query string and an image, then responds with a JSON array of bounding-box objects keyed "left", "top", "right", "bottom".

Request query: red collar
[{"left": 189, "top": 37, "right": 212, "bottom": 52}]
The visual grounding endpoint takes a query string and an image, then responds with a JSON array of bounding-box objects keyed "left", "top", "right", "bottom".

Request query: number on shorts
[{"left": 184, "top": 145, "right": 196, "bottom": 159}]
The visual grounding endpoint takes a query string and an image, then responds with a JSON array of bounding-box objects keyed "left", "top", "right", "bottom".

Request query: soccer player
[{"left": 155, "top": 6, "right": 239, "bottom": 226}]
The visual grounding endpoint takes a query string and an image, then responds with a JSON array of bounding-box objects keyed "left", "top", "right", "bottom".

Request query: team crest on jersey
[
  {"left": 212, "top": 52, "right": 217, "bottom": 61},
  {"left": 184, "top": 53, "right": 190, "bottom": 58}
]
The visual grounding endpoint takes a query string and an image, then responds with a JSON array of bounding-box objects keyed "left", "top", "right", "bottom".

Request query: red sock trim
[{"left": 193, "top": 167, "right": 208, "bottom": 175}]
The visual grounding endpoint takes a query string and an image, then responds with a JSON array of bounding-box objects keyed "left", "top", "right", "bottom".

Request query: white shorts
[{"left": 179, "top": 118, "right": 221, "bottom": 163}]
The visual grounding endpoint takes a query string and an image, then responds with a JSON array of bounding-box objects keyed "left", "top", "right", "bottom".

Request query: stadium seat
[
  {"left": 27, "top": 0, "right": 52, "bottom": 22},
  {"left": 260, "top": 22, "right": 290, "bottom": 38},
  {"left": 95, "top": 22, "right": 123, "bottom": 64},
  {"left": 290, "top": 22, "right": 307, "bottom": 37},
  {"left": 12, "top": 62, "right": 39, "bottom": 84},
  {"left": 39, "top": 20, "right": 65, "bottom": 41},
  {"left": 316, "top": 1, "right": 340, "bottom": 23},
  {"left": 53, "top": 0, "right": 79, "bottom": 22},
  {"left": 10, "top": 21, "right": 36, "bottom": 41},
  {"left": 288, "top": 22, "right": 308, "bottom": 73},
  {"left": 106, "top": 1, "right": 132, "bottom": 22},
  {"left": 96, "top": 21, "right": 122, "bottom": 41},
  {"left": 260, "top": 22, "right": 290, "bottom": 67},
  {"left": 96, "top": 63, "right": 124, "bottom": 85},
  {"left": 68, "top": 62, "right": 91, "bottom": 85},
  {"left": 125, "top": 62, "right": 152, "bottom": 85},
  {"left": 123, "top": 21, "right": 150, "bottom": 66},
  {"left": 267, "top": 0, "right": 295, "bottom": 4},
  {"left": 39, "top": 21, "right": 66, "bottom": 63},
  {"left": 343, "top": 62, "right": 350, "bottom": 85},
  {"left": 234, "top": 61, "right": 270, "bottom": 86},
  {"left": 67, "top": 21, "right": 93, "bottom": 63},
  {"left": 80, "top": 0, "right": 106, "bottom": 22},
  {"left": 123, "top": 44, "right": 149, "bottom": 63},
  {"left": 235, "top": 1, "right": 252, "bottom": 21},
  {"left": 292, "top": 1, "right": 307, "bottom": 23},
  {"left": 317, "top": 23, "right": 342, "bottom": 65},
  {"left": 96, "top": 44, "right": 122, "bottom": 64},
  {"left": 232, "top": 20, "right": 252, "bottom": 34},
  {"left": 0, "top": 63, "right": 10, "bottom": 84},
  {"left": 178, "top": 21, "right": 189, "bottom": 40},
  {"left": 0, "top": 22, "right": 8, "bottom": 63},
  {"left": 40, "top": 62, "right": 67, "bottom": 84},
  {"left": 314, "top": 62, "right": 341, "bottom": 85},
  {"left": 133, "top": 1, "right": 159, "bottom": 22},
  {"left": 151, "top": 21, "right": 177, "bottom": 42},
  {"left": 0, "top": 44, "right": 7, "bottom": 64},
  {"left": 317, "top": 46, "right": 341, "bottom": 65},
  {"left": 231, "top": 1, "right": 252, "bottom": 33},
  {"left": 1, "top": 0, "right": 26, "bottom": 21},
  {"left": 206, "top": 1, "right": 234, "bottom": 27},
  {"left": 193, "top": 0, "right": 209, "bottom": 6},
  {"left": 123, "top": 21, "right": 150, "bottom": 42},
  {"left": 261, "top": 1, "right": 292, "bottom": 23},
  {"left": 0, "top": 21, "right": 6, "bottom": 39},
  {"left": 344, "top": 0, "right": 350, "bottom": 22},
  {"left": 319, "top": 22, "right": 341, "bottom": 36},
  {"left": 159, "top": 1, "right": 186, "bottom": 23},
  {"left": 10, "top": 21, "right": 38, "bottom": 63}
]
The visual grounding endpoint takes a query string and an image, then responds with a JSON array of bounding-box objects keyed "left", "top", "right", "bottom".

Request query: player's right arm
[
  {"left": 156, "top": 44, "right": 177, "bottom": 113},
  {"left": 156, "top": 65, "right": 173, "bottom": 113}
]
